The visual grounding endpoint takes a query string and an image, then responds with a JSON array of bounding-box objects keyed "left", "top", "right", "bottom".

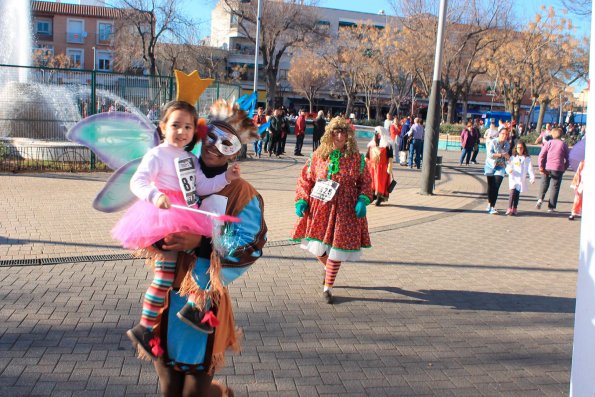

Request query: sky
[
  {"left": 51, "top": 1, "right": 591, "bottom": 39},
  {"left": 178, "top": 0, "right": 590, "bottom": 42}
]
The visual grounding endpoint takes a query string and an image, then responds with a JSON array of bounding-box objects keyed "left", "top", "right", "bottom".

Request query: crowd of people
[{"left": 75, "top": 91, "right": 585, "bottom": 395}]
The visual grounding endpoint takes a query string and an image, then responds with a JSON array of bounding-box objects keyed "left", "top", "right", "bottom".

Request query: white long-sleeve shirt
[
  {"left": 507, "top": 155, "right": 535, "bottom": 192},
  {"left": 130, "top": 142, "right": 228, "bottom": 205}
]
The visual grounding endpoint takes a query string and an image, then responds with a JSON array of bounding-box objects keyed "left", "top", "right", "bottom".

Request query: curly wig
[{"left": 316, "top": 117, "right": 359, "bottom": 159}]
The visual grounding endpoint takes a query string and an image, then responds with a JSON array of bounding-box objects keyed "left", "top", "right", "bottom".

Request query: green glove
[
  {"left": 295, "top": 200, "right": 308, "bottom": 217},
  {"left": 355, "top": 198, "right": 367, "bottom": 218}
]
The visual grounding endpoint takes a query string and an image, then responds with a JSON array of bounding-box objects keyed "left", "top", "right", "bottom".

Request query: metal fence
[{"left": 0, "top": 64, "right": 240, "bottom": 172}]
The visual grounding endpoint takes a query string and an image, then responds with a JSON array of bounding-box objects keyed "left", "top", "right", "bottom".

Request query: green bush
[
  {"left": 519, "top": 131, "right": 540, "bottom": 144},
  {"left": 0, "top": 141, "right": 8, "bottom": 159},
  {"left": 439, "top": 123, "right": 465, "bottom": 135},
  {"left": 565, "top": 134, "right": 582, "bottom": 147}
]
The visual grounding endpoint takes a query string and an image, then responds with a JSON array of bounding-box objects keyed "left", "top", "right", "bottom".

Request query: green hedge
[{"left": 439, "top": 123, "right": 465, "bottom": 135}]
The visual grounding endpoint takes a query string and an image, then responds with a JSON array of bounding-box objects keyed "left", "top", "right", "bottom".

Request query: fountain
[{"left": 0, "top": 1, "right": 145, "bottom": 163}]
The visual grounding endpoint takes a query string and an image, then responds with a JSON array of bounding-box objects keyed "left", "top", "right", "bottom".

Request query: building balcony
[
  {"left": 35, "top": 32, "right": 53, "bottom": 41},
  {"left": 66, "top": 31, "right": 86, "bottom": 44},
  {"left": 229, "top": 47, "right": 255, "bottom": 56}
]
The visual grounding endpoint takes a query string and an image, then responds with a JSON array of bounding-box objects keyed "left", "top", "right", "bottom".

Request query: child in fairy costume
[{"left": 113, "top": 99, "right": 241, "bottom": 357}]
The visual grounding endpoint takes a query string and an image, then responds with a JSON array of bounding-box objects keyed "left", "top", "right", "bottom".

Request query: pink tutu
[{"left": 112, "top": 190, "right": 213, "bottom": 249}]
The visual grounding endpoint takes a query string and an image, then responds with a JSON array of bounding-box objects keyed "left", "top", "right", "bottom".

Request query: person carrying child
[
  {"left": 111, "top": 100, "right": 241, "bottom": 357},
  {"left": 505, "top": 141, "right": 535, "bottom": 215}
]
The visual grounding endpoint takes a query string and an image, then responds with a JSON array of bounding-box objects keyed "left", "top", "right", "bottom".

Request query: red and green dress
[{"left": 291, "top": 150, "right": 373, "bottom": 261}]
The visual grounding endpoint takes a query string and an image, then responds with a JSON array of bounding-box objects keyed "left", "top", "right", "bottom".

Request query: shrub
[
  {"left": 519, "top": 131, "right": 540, "bottom": 144},
  {"left": 439, "top": 123, "right": 465, "bottom": 135}
]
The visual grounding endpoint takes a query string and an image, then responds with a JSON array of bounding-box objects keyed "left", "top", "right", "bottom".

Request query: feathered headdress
[{"left": 208, "top": 99, "right": 259, "bottom": 144}]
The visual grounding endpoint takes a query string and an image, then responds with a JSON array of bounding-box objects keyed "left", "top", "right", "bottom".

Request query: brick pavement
[{"left": 0, "top": 139, "right": 581, "bottom": 396}]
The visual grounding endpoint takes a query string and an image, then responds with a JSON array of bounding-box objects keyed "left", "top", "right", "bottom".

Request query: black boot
[
  {"left": 176, "top": 304, "right": 215, "bottom": 334},
  {"left": 126, "top": 324, "right": 157, "bottom": 359},
  {"left": 323, "top": 290, "right": 333, "bottom": 304}
]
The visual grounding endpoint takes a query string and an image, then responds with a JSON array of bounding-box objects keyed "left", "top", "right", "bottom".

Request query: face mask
[{"left": 207, "top": 124, "right": 242, "bottom": 155}]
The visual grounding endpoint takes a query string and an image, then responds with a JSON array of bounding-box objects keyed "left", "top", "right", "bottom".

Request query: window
[
  {"left": 96, "top": 50, "right": 112, "bottom": 71},
  {"left": 67, "top": 19, "right": 85, "bottom": 43},
  {"left": 97, "top": 22, "right": 113, "bottom": 42},
  {"left": 230, "top": 14, "right": 238, "bottom": 26},
  {"left": 66, "top": 48, "right": 84, "bottom": 69},
  {"left": 36, "top": 19, "right": 52, "bottom": 35}
]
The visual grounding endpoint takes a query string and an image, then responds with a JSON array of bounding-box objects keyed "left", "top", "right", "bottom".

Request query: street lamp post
[
  {"left": 420, "top": 0, "right": 448, "bottom": 195},
  {"left": 253, "top": 0, "right": 262, "bottom": 94}
]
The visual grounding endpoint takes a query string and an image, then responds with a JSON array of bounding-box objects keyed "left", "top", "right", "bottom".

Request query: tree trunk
[
  {"left": 345, "top": 95, "right": 352, "bottom": 117},
  {"left": 461, "top": 100, "right": 469, "bottom": 123},
  {"left": 446, "top": 96, "right": 457, "bottom": 124},
  {"left": 535, "top": 99, "right": 549, "bottom": 135},
  {"left": 308, "top": 98, "right": 313, "bottom": 113},
  {"left": 512, "top": 100, "right": 521, "bottom": 124},
  {"left": 265, "top": 69, "right": 277, "bottom": 109}
]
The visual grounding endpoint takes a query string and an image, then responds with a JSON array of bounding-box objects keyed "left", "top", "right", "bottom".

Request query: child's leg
[
  {"left": 140, "top": 251, "right": 178, "bottom": 330},
  {"left": 507, "top": 189, "right": 515, "bottom": 210},
  {"left": 513, "top": 189, "right": 520, "bottom": 209}
]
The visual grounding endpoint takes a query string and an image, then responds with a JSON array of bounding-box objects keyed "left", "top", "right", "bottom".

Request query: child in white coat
[{"left": 506, "top": 141, "right": 535, "bottom": 215}]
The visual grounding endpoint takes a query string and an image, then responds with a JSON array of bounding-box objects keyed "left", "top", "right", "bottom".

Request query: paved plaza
[{"left": 0, "top": 140, "right": 581, "bottom": 396}]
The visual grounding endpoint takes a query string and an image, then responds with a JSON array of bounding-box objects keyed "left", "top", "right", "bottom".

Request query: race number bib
[
  {"left": 310, "top": 179, "right": 340, "bottom": 202},
  {"left": 175, "top": 156, "right": 198, "bottom": 206}
]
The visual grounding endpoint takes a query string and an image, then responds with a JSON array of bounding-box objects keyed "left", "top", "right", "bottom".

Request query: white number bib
[
  {"left": 310, "top": 179, "right": 340, "bottom": 202},
  {"left": 175, "top": 156, "right": 198, "bottom": 206}
]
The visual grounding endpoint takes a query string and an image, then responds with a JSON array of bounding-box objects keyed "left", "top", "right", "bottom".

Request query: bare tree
[
  {"left": 489, "top": 6, "right": 587, "bottom": 129},
  {"left": 560, "top": 0, "right": 591, "bottom": 16},
  {"left": 109, "top": 0, "right": 194, "bottom": 76},
  {"left": 370, "top": 25, "right": 415, "bottom": 118},
  {"left": 319, "top": 28, "right": 366, "bottom": 116},
  {"left": 287, "top": 49, "right": 331, "bottom": 112},
  {"left": 393, "top": 0, "right": 513, "bottom": 123},
  {"left": 221, "top": 0, "right": 324, "bottom": 108}
]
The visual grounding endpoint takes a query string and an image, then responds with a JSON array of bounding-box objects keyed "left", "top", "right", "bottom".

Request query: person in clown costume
[{"left": 291, "top": 116, "right": 373, "bottom": 304}]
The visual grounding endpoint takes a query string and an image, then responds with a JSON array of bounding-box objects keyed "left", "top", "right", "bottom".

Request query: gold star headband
[{"left": 174, "top": 70, "right": 214, "bottom": 106}]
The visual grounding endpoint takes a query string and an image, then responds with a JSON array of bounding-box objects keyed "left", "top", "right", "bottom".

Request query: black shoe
[
  {"left": 568, "top": 215, "right": 575, "bottom": 220},
  {"left": 323, "top": 290, "right": 333, "bottom": 304},
  {"left": 126, "top": 324, "right": 157, "bottom": 359},
  {"left": 176, "top": 305, "right": 215, "bottom": 334}
]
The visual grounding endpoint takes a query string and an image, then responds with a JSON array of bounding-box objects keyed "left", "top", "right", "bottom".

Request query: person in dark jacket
[
  {"left": 313, "top": 110, "right": 326, "bottom": 151},
  {"left": 279, "top": 109, "right": 290, "bottom": 154},
  {"left": 459, "top": 121, "right": 476, "bottom": 166},
  {"left": 470, "top": 120, "right": 481, "bottom": 164},
  {"left": 269, "top": 108, "right": 284, "bottom": 157}
]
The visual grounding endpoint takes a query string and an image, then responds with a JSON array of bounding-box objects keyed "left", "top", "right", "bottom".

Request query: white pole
[
  {"left": 569, "top": 1, "right": 595, "bottom": 394},
  {"left": 252, "top": 0, "right": 262, "bottom": 93}
]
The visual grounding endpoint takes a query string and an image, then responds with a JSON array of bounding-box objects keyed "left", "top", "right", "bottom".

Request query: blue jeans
[
  {"left": 459, "top": 147, "right": 472, "bottom": 165},
  {"left": 253, "top": 140, "right": 262, "bottom": 157},
  {"left": 408, "top": 139, "right": 423, "bottom": 168}
]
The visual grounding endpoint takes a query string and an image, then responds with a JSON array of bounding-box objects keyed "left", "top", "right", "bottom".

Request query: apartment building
[{"left": 31, "top": 0, "right": 118, "bottom": 71}]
